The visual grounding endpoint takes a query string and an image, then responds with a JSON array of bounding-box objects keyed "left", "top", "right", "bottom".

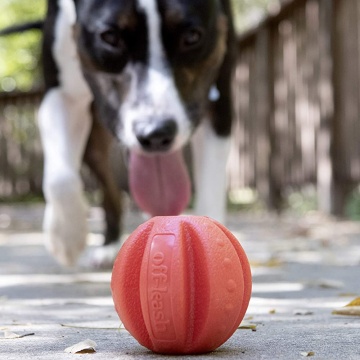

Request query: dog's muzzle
[
  {"left": 128, "top": 118, "right": 191, "bottom": 216},
  {"left": 133, "top": 118, "right": 178, "bottom": 152}
]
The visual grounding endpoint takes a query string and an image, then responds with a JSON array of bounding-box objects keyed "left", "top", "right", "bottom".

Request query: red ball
[{"left": 111, "top": 216, "right": 252, "bottom": 354}]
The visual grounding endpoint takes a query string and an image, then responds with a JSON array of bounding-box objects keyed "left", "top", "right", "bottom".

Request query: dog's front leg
[
  {"left": 191, "top": 120, "right": 231, "bottom": 223},
  {"left": 38, "top": 88, "right": 92, "bottom": 266}
]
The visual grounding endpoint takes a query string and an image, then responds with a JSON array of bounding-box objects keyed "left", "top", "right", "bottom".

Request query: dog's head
[{"left": 73, "top": 0, "right": 229, "bottom": 154}]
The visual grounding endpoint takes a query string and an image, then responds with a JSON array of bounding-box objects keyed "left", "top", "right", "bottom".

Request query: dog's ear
[
  {"left": 72, "top": 0, "right": 79, "bottom": 10},
  {"left": 211, "top": 0, "right": 236, "bottom": 137},
  {"left": 71, "top": 0, "right": 80, "bottom": 19}
]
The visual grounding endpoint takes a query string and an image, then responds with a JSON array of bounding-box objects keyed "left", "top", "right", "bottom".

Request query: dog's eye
[
  {"left": 100, "top": 29, "right": 123, "bottom": 48},
  {"left": 180, "top": 27, "right": 204, "bottom": 52}
]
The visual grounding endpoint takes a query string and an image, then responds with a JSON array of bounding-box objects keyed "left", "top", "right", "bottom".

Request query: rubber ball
[{"left": 111, "top": 216, "right": 252, "bottom": 354}]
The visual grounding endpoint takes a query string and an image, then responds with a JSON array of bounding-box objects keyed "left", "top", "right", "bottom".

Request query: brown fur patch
[
  {"left": 163, "top": 4, "right": 185, "bottom": 25},
  {"left": 174, "top": 14, "right": 229, "bottom": 106},
  {"left": 73, "top": 6, "right": 138, "bottom": 73}
]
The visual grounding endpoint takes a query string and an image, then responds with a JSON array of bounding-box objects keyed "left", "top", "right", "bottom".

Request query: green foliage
[
  {"left": 0, "top": 0, "right": 274, "bottom": 91},
  {"left": 345, "top": 188, "right": 360, "bottom": 221},
  {"left": 231, "top": 0, "right": 276, "bottom": 33},
  {"left": 287, "top": 188, "right": 318, "bottom": 215},
  {"left": 0, "top": 0, "right": 46, "bottom": 91}
]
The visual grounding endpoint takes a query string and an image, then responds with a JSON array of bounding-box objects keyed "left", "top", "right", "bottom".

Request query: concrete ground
[{"left": 0, "top": 203, "right": 359, "bottom": 360}]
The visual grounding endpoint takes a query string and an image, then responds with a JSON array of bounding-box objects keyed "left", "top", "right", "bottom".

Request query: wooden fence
[
  {"left": 0, "top": 90, "right": 43, "bottom": 199},
  {"left": 1, "top": 0, "right": 360, "bottom": 214},
  {"left": 228, "top": 0, "right": 360, "bottom": 214}
]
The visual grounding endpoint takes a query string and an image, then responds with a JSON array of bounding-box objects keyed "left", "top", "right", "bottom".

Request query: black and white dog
[{"left": 6, "top": 0, "right": 235, "bottom": 266}]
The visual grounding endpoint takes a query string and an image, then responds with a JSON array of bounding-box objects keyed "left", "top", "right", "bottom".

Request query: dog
[{"left": 3, "top": 0, "right": 236, "bottom": 267}]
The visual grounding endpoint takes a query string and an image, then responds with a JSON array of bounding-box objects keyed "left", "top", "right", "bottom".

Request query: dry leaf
[
  {"left": 332, "top": 307, "right": 360, "bottom": 316},
  {"left": 2, "top": 331, "right": 34, "bottom": 339},
  {"left": 294, "top": 310, "right": 314, "bottom": 316},
  {"left": 269, "top": 309, "right": 276, "bottom": 314},
  {"left": 301, "top": 351, "right": 315, "bottom": 357},
  {"left": 238, "top": 321, "right": 257, "bottom": 331},
  {"left": 332, "top": 297, "right": 360, "bottom": 316},
  {"left": 345, "top": 297, "right": 360, "bottom": 307},
  {"left": 60, "top": 323, "right": 120, "bottom": 330},
  {"left": 250, "top": 258, "right": 283, "bottom": 268},
  {"left": 307, "top": 279, "right": 344, "bottom": 289},
  {"left": 64, "top": 339, "right": 97, "bottom": 354},
  {"left": 338, "top": 293, "right": 358, "bottom": 297}
]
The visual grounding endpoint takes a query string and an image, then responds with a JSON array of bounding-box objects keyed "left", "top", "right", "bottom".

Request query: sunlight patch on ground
[
  {"left": 0, "top": 233, "right": 44, "bottom": 246},
  {"left": 0, "top": 296, "right": 114, "bottom": 307},
  {"left": 252, "top": 282, "right": 304, "bottom": 294},
  {"left": 0, "top": 272, "right": 111, "bottom": 288}
]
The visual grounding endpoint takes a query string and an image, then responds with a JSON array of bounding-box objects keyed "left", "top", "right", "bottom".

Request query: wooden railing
[
  {"left": 0, "top": 90, "right": 43, "bottom": 200},
  {"left": 1, "top": 0, "right": 359, "bottom": 214},
  {"left": 228, "top": 0, "right": 360, "bottom": 214}
]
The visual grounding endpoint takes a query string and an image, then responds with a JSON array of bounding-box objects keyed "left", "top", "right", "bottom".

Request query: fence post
[
  {"left": 254, "top": 27, "right": 279, "bottom": 210},
  {"left": 317, "top": 0, "right": 336, "bottom": 213}
]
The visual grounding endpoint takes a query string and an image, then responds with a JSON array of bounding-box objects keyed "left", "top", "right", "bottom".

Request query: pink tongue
[{"left": 129, "top": 150, "right": 191, "bottom": 216}]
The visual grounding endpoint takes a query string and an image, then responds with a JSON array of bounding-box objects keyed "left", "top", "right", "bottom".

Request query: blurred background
[{"left": 1, "top": 0, "right": 360, "bottom": 220}]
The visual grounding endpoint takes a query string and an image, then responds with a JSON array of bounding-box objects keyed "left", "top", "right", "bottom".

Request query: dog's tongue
[{"left": 129, "top": 150, "right": 191, "bottom": 216}]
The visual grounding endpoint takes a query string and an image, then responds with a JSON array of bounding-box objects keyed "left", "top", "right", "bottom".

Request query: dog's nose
[{"left": 134, "top": 119, "right": 178, "bottom": 152}]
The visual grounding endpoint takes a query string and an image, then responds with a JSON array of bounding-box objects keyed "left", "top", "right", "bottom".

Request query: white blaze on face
[
  {"left": 120, "top": 0, "right": 191, "bottom": 152},
  {"left": 138, "top": 0, "right": 163, "bottom": 68}
]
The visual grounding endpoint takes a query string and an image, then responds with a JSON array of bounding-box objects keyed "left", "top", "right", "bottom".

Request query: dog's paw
[
  {"left": 43, "top": 205, "right": 88, "bottom": 267},
  {"left": 45, "top": 232, "right": 86, "bottom": 267},
  {"left": 86, "top": 243, "right": 122, "bottom": 269}
]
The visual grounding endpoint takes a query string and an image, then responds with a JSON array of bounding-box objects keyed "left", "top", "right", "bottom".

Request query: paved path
[{"left": 0, "top": 204, "right": 359, "bottom": 359}]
